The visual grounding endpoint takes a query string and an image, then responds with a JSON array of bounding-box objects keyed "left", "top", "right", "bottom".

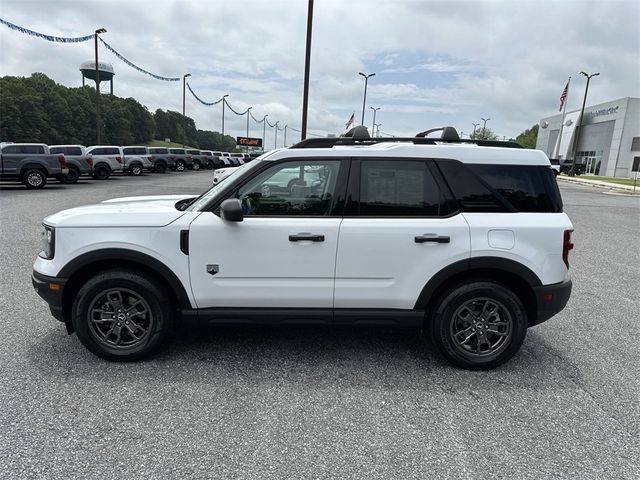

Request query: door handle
[
  {"left": 414, "top": 234, "right": 450, "bottom": 244},
  {"left": 289, "top": 233, "right": 325, "bottom": 242}
]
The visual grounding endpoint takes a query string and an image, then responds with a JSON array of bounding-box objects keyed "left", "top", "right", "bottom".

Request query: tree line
[{"left": 0, "top": 73, "right": 237, "bottom": 151}]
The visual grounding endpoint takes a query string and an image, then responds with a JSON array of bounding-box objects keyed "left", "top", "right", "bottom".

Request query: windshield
[{"left": 186, "top": 160, "right": 259, "bottom": 211}]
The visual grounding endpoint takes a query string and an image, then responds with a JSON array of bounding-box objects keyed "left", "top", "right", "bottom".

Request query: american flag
[
  {"left": 559, "top": 81, "right": 569, "bottom": 111},
  {"left": 345, "top": 112, "right": 355, "bottom": 129}
]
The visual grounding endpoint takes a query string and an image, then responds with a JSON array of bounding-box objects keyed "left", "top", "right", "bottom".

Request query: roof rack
[{"left": 291, "top": 126, "right": 522, "bottom": 149}]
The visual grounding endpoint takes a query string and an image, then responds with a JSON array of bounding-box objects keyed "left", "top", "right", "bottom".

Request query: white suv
[{"left": 32, "top": 127, "right": 573, "bottom": 370}]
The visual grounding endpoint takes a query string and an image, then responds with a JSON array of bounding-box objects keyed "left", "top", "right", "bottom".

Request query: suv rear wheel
[
  {"left": 22, "top": 169, "right": 47, "bottom": 189},
  {"left": 427, "top": 281, "right": 527, "bottom": 370},
  {"left": 72, "top": 270, "right": 174, "bottom": 361},
  {"left": 154, "top": 162, "right": 167, "bottom": 174},
  {"left": 192, "top": 160, "right": 201, "bottom": 171},
  {"left": 175, "top": 160, "right": 186, "bottom": 172},
  {"left": 129, "top": 163, "right": 143, "bottom": 176},
  {"left": 59, "top": 166, "right": 80, "bottom": 184}
]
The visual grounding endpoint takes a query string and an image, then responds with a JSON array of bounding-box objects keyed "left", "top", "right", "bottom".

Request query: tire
[
  {"left": 154, "top": 162, "right": 167, "bottom": 174},
  {"left": 175, "top": 160, "right": 186, "bottom": 172},
  {"left": 129, "top": 163, "right": 143, "bottom": 176},
  {"left": 427, "top": 280, "right": 527, "bottom": 370},
  {"left": 93, "top": 164, "right": 110, "bottom": 180},
  {"left": 22, "top": 169, "right": 47, "bottom": 189},
  {"left": 59, "top": 167, "right": 80, "bottom": 184},
  {"left": 72, "top": 270, "right": 174, "bottom": 361},
  {"left": 192, "top": 160, "right": 201, "bottom": 171}
]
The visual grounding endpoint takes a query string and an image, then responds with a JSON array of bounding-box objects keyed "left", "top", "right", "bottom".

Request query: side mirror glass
[{"left": 220, "top": 198, "right": 244, "bottom": 222}]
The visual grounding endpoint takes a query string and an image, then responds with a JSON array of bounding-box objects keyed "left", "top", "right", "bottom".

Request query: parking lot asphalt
[{"left": 1, "top": 173, "right": 639, "bottom": 479}]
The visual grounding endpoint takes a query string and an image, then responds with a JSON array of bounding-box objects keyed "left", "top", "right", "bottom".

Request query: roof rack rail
[{"left": 291, "top": 126, "right": 522, "bottom": 149}]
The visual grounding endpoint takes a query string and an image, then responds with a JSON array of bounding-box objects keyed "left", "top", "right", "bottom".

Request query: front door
[{"left": 188, "top": 158, "right": 346, "bottom": 309}]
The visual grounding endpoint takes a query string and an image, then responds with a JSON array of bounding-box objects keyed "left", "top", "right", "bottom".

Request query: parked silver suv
[
  {"left": 85, "top": 146, "right": 124, "bottom": 180},
  {"left": 49, "top": 145, "right": 93, "bottom": 184}
]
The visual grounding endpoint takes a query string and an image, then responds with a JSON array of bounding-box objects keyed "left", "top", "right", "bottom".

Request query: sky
[{"left": 1, "top": 0, "right": 639, "bottom": 145}]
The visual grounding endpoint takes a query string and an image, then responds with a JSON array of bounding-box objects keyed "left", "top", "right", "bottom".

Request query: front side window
[
  {"left": 359, "top": 160, "right": 441, "bottom": 216},
  {"left": 236, "top": 160, "right": 341, "bottom": 216}
]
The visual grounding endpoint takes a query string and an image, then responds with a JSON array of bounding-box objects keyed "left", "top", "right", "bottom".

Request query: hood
[{"left": 44, "top": 194, "right": 196, "bottom": 228}]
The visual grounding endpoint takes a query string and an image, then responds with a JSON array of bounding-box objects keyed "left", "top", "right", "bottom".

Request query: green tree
[
  {"left": 515, "top": 124, "right": 539, "bottom": 149},
  {"left": 471, "top": 126, "right": 498, "bottom": 140}
]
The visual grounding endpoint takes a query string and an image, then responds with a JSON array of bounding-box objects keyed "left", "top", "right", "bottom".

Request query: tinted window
[
  {"left": 469, "top": 164, "right": 561, "bottom": 213},
  {"left": 89, "top": 148, "right": 104, "bottom": 155},
  {"left": 50, "top": 146, "right": 82, "bottom": 155},
  {"left": 187, "top": 150, "right": 199, "bottom": 155},
  {"left": 169, "top": 149, "right": 185, "bottom": 154},
  {"left": 437, "top": 160, "right": 561, "bottom": 213},
  {"left": 149, "top": 148, "right": 168, "bottom": 154},
  {"left": 359, "top": 160, "right": 441, "bottom": 216},
  {"left": 2, "top": 145, "right": 20, "bottom": 154},
  {"left": 236, "top": 160, "right": 341, "bottom": 216},
  {"left": 104, "top": 148, "right": 120, "bottom": 155},
  {"left": 21, "top": 145, "right": 45, "bottom": 154}
]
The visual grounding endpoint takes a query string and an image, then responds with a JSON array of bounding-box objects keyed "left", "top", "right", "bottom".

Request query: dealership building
[{"left": 536, "top": 97, "right": 640, "bottom": 177}]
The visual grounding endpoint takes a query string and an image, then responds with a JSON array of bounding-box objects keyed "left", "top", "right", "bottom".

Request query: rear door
[
  {"left": 334, "top": 158, "right": 470, "bottom": 311},
  {"left": 1, "top": 144, "right": 22, "bottom": 175}
]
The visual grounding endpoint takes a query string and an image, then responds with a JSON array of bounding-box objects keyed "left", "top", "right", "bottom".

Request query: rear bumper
[
  {"left": 531, "top": 279, "right": 572, "bottom": 326},
  {"left": 32, "top": 270, "right": 67, "bottom": 322}
]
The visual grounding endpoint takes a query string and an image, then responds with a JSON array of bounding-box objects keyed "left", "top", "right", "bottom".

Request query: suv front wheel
[
  {"left": 72, "top": 270, "right": 174, "bottom": 361},
  {"left": 428, "top": 281, "right": 527, "bottom": 370}
]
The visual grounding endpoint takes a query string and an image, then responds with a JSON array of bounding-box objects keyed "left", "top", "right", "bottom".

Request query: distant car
[
  {"left": 186, "top": 149, "right": 207, "bottom": 171},
  {"left": 85, "top": 146, "right": 124, "bottom": 180},
  {"left": 168, "top": 148, "right": 193, "bottom": 172},
  {"left": 49, "top": 145, "right": 93, "bottom": 184},
  {"left": 122, "top": 146, "right": 153, "bottom": 176},
  {"left": 0, "top": 143, "right": 68, "bottom": 189},
  {"left": 146, "top": 147, "right": 175, "bottom": 173}
]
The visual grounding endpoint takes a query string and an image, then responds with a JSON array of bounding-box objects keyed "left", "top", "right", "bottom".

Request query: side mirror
[{"left": 220, "top": 198, "right": 243, "bottom": 222}]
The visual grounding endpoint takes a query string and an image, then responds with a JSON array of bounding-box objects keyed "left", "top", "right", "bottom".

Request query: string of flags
[
  {"left": 0, "top": 18, "right": 94, "bottom": 43},
  {"left": 186, "top": 82, "right": 224, "bottom": 106},
  {"left": 98, "top": 37, "right": 180, "bottom": 82}
]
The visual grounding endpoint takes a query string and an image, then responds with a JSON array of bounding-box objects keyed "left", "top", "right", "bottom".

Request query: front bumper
[
  {"left": 32, "top": 270, "right": 67, "bottom": 323},
  {"left": 531, "top": 279, "right": 572, "bottom": 326}
]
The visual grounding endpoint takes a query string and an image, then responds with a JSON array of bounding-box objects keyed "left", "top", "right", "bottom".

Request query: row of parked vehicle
[{"left": 0, "top": 142, "right": 256, "bottom": 188}]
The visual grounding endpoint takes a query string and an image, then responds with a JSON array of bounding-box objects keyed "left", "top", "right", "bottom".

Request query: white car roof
[{"left": 266, "top": 143, "right": 550, "bottom": 166}]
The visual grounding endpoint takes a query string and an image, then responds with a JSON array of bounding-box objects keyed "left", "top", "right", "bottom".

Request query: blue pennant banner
[
  {"left": 98, "top": 37, "right": 180, "bottom": 82},
  {"left": 186, "top": 83, "right": 223, "bottom": 106},
  {"left": 0, "top": 18, "right": 94, "bottom": 42}
]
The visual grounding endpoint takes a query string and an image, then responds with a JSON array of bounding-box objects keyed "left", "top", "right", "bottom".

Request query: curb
[{"left": 557, "top": 176, "right": 640, "bottom": 195}]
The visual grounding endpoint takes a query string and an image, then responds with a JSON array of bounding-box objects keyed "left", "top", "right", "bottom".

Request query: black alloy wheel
[
  {"left": 93, "top": 164, "right": 110, "bottom": 180},
  {"left": 59, "top": 166, "right": 80, "bottom": 184},
  {"left": 154, "top": 162, "right": 167, "bottom": 174},
  {"left": 22, "top": 169, "right": 47, "bottom": 189},
  {"left": 428, "top": 281, "right": 527, "bottom": 370},
  {"left": 72, "top": 270, "right": 174, "bottom": 360},
  {"left": 175, "top": 160, "right": 186, "bottom": 172}
]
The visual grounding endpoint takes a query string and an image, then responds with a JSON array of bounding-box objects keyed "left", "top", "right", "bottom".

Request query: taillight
[
  {"left": 170, "top": 156, "right": 176, "bottom": 160},
  {"left": 85, "top": 155, "right": 93, "bottom": 166},
  {"left": 57, "top": 155, "right": 66, "bottom": 168},
  {"left": 116, "top": 156, "right": 122, "bottom": 163},
  {"left": 562, "top": 229, "right": 574, "bottom": 268}
]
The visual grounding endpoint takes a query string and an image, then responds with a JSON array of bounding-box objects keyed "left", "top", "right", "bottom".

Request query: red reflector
[{"left": 543, "top": 293, "right": 553, "bottom": 302}]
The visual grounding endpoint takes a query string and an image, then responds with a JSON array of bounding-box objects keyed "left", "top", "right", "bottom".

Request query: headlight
[{"left": 40, "top": 225, "right": 55, "bottom": 259}]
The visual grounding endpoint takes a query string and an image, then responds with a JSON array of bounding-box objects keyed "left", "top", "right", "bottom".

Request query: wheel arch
[
  {"left": 59, "top": 249, "right": 192, "bottom": 323},
  {"left": 415, "top": 257, "right": 541, "bottom": 327}
]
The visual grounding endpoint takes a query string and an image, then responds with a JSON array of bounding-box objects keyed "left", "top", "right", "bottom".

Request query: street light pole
[
  {"left": 301, "top": 0, "right": 314, "bottom": 140},
  {"left": 284, "top": 125, "right": 287, "bottom": 147},
  {"left": 370, "top": 106, "right": 380, "bottom": 135},
  {"left": 94, "top": 28, "right": 106, "bottom": 144},
  {"left": 472, "top": 122, "right": 479, "bottom": 139},
  {"left": 359, "top": 72, "right": 375, "bottom": 125},
  {"left": 374, "top": 123, "right": 382, "bottom": 137},
  {"left": 481, "top": 117, "right": 490, "bottom": 139},
  {"left": 262, "top": 114, "right": 268, "bottom": 152},
  {"left": 570, "top": 71, "right": 600, "bottom": 176},
  {"left": 245, "top": 107, "right": 252, "bottom": 153},
  {"left": 182, "top": 73, "right": 191, "bottom": 147},
  {"left": 275, "top": 121, "right": 279, "bottom": 149},
  {"left": 221, "top": 94, "right": 229, "bottom": 136}
]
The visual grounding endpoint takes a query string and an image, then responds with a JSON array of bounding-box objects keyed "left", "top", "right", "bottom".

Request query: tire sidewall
[
  {"left": 430, "top": 281, "right": 527, "bottom": 370},
  {"left": 93, "top": 165, "right": 110, "bottom": 180},
  {"left": 155, "top": 162, "right": 167, "bottom": 174},
  {"left": 130, "top": 163, "right": 143, "bottom": 176},
  {"left": 72, "top": 271, "right": 173, "bottom": 361},
  {"left": 192, "top": 161, "right": 200, "bottom": 171},
  {"left": 60, "top": 167, "right": 80, "bottom": 184}
]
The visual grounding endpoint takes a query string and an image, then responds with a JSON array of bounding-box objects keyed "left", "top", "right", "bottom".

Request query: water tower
[{"left": 80, "top": 61, "right": 115, "bottom": 94}]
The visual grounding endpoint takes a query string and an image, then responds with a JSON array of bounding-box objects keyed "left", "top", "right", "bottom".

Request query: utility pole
[
  {"left": 262, "top": 114, "right": 268, "bottom": 152},
  {"left": 284, "top": 125, "right": 288, "bottom": 147},
  {"left": 370, "top": 107, "right": 380, "bottom": 135},
  {"left": 359, "top": 72, "right": 375, "bottom": 125},
  {"left": 472, "top": 122, "right": 479, "bottom": 139},
  {"left": 94, "top": 28, "right": 106, "bottom": 144},
  {"left": 481, "top": 117, "right": 490, "bottom": 139},
  {"left": 182, "top": 73, "right": 191, "bottom": 147},
  {"left": 245, "top": 107, "right": 252, "bottom": 153},
  {"left": 301, "top": 0, "right": 314, "bottom": 140},
  {"left": 570, "top": 71, "right": 600, "bottom": 176},
  {"left": 275, "top": 121, "right": 279, "bottom": 149},
  {"left": 221, "top": 94, "right": 229, "bottom": 136}
]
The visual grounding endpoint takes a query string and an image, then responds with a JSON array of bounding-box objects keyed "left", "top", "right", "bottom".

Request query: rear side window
[
  {"left": 21, "top": 145, "right": 45, "bottom": 154},
  {"left": 90, "top": 148, "right": 104, "bottom": 155},
  {"left": 149, "top": 148, "right": 168, "bottom": 154},
  {"left": 105, "top": 148, "right": 120, "bottom": 155},
  {"left": 436, "top": 160, "right": 562, "bottom": 213},
  {"left": 359, "top": 160, "right": 441, "bottom": 216},
  {"left": 2, "top": 145, "right": 20, "bottom": 153},
  {"left": 169, "top": 149, "right": 185, "bottom": 154},
  {"left": 51, "top": 147, "right": 82, "bottom": 155}
]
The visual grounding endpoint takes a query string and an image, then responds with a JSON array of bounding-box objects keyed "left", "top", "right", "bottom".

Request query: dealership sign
[
  {"left": 236, "top": 136, "right": 262, "bottom": 147},
  {"left": 585, "top": 106, "right": 619, "bottom": 119}
]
